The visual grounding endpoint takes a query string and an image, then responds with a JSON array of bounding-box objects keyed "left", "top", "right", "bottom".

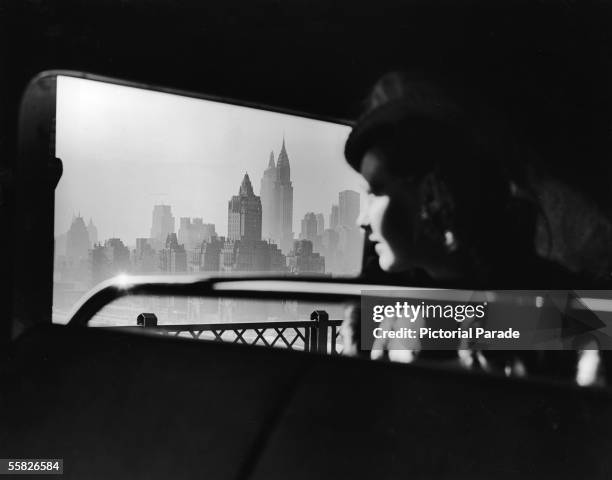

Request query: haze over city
[{"left": 55, "top": 75, "right": 364, "bottom": 246}]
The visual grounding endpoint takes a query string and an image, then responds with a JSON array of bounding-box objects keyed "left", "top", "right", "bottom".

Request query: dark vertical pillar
[{"left": 310, "top": 310, "right": 329, "bottom": 354}]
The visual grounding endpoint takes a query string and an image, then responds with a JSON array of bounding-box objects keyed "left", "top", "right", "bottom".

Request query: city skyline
[
  {"left": 55, "top": 75, "right": 365, "bottom": 245},
  {"left": 57, "top": 184, "right": 361, "bottom": 253},
  {"left": 53, "top": 169, "right": 363, "bottom": 318}
]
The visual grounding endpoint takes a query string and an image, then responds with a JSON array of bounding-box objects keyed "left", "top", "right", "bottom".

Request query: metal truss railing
[
  {"left": 67, "top": 275, "right": 390, "bottom": 355},
  {"left": 103, "top": 310, "right": 343, "bottom": 354}
]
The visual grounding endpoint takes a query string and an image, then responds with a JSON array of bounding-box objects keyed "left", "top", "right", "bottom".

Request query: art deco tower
[
  {"left": 260, "top": 151, "right": 279, "bottom": 242},
  {"left": 259, "top": 137, "right": 294, "bottom": 253},
  {"left": 228, "top": 173, "right": 262, "bottom": 241},
  {"left": 276, "top": 138, "right": 294, "bottom": 253}
]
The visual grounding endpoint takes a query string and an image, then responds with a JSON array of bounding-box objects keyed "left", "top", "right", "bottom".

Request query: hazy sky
[{"left": 55, "top": 75, "right": 364, "bottom": 246}]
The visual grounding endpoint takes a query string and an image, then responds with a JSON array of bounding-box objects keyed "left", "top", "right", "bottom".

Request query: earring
[
  {"left": 420, "top": 205, "right": 430, "bottom": 220},
  {"left": 444, "top": 229, "right": 458, "bottom": 253},
  {"left": 418, "top": 172, "right": 459, "bottom": 254}
]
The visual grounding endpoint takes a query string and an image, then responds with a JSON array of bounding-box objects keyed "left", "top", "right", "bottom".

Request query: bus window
[{"left": 53, "top": 75, "right": 364, "bottom": 324}]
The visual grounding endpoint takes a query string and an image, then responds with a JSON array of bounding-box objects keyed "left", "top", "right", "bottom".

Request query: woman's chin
[
  {"left": 378, "top": 253, "right": 399, "bottom": 273},
  {"left": 378, "top": 252, "right": 414, "bottom": 274}
]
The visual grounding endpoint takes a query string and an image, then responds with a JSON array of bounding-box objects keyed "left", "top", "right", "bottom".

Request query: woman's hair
[
  {"left": 348, "top": 72, "right": 612, "bottom": 283},
  {"left": 348, "top": 72, "right": 541, "bottom": 279}
]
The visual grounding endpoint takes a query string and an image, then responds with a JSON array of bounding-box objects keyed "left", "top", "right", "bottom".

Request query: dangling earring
[
  {"left": 420, "top": 205, "right": 430, "bottom": 220},
  {"left": 444, "top": 230, "right": 458, "bottom": 253},
  {"left": 419, "top": 172, "right": 459, "bottom": 254}
]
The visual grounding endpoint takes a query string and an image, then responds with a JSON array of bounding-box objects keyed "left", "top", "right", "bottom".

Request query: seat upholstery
[{"left": 2, "top": 324, "right": 612, "bottom": 479}]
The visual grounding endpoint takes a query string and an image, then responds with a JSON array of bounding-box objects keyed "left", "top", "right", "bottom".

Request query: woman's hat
[
  {"left": 344, "top": 1, "right": 612, "bottom": 206},
  {"left": 344, "top": 76, "right": 470, "bottom": 171}
]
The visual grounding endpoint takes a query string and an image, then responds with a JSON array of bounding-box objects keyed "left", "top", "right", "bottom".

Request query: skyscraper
[
  {"left": 315, "top": 213, "right": 325, "bottom": 235},
  {"left": 66, "top": 214, "right": 90, "bottom": 260},
  {"left": 259, "top": 138, "right": 294, "bottom": 253},
  {"left": 321, "top": 192, "right": 364, "bottom": 275},
  {"left": 178, "top": 217, "right": 216, "bottom": 250},
  {"left": 260, "top": 151, "right": 279, "bottom": 242},
  {"left": 133, "top": 238, "right": 158, "bottom": 273},
  {"left": 277, "top": 138, "right": 294, "bottom": 252},
  {"left": 89, "top": 237, "right": 131, "bottom": 285},
  {"left": 338, "top": 190, "right": 360, "bottom": 227},
  {"left": 223, "top": 173, "right": 289, "bottom": 273},
  {"left": 178, "top": 217, "right": 191, "bottom": 246},
  {"left": 300, "top": 212, "right": 318, "bottom": 243},
  {"left": 159, "top": 233, "right": 187, "bottom": 273},
  {"left": 228, "top": 173, "right": 262, "bottom": 241},
  {"left": 193, "top": 219, "right": 216, "bottom": 243},
  {"left": 330, "top": 204, "right": 339, "bottom": 230},
  {"left": 87, "top": 218, "right": 98, "bottom": 247},
  {"left": 104, "top": 238, "right": 131, "bottom": 272},
  {"left": 89, "top": 243, "right": 110, "bottom": 286},
  {"left": 199, "top": 237, "right": 224, "bottom": 272},
  {"left": 220, "top": 238, "right": 286, "bottom": 273},
  {"left": 150, "top": 205, "right": 175, "bottom": 250}
]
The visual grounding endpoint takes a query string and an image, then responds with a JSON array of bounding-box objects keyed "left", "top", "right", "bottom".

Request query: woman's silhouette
[{"left": 343, "top": 72, "right": 612, "bottom": 384}]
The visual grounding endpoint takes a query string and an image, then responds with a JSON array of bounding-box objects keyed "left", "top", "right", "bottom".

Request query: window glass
[{"left": 53, "top": 76, "right": 364, "bottom": 324}]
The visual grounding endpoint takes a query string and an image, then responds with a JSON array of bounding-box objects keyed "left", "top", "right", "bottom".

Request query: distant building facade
[
  {"left": 178, "top": 217, "right": 216, "bottom": 250},
  {"left": 286, "top": 240, "right": 325, "bottom": 274},
  {"left": 319, "top": 191, "right": 363, "bottom": 275},
  {"left": 199, "top": 237, "right": 224, "bottom": 271},
  {"left": 315, "top": 213, "right": 325, "bottom": 235},
  {"left": 220, "top": 239, "right": 285, "bottom": 273},
  {"left": 338, "top": 190, "right": 360, "bottom": 228},
  {"left": 89, "top": 237, "right": 130, "bottom": 285},
  {"left": 300, "top": 212, "right": 318, "bottom": 243},
  {"left": 66, "top": 215, "right": 90, "bottom": 261},
  {"left": 330, "top": 204, "right": 339, "bottom": 230},
  {"left": 159, "top": 233, "right": 187, "bottom": 273},
  {"left": 133, "top": 238, "right": 158, "bottom": 273},
  {"left": 87, "top": 218, "right": 98, "bottom": 247}
]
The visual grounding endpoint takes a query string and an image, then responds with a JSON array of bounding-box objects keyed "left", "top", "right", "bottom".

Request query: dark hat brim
[{"left": 344, "top": 97, "right": 464, "bottom": 172}]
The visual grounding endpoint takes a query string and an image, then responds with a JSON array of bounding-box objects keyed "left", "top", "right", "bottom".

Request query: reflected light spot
[{"left": 116, "top": 273, "right": 131, "bottom": 288}]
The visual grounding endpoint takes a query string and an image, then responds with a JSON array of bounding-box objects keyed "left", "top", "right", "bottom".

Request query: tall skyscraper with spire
[
  {"left": 277, "top": 138, "right": 294, "bottom": 252},
  {"left": 260, "top": 151, "right": 279, "bottom": 242},
  {"left": 259, "top": 137, "right": 294, "bottom": 253},
  {"left": 228, "top": 173, "right": 262, "bottom": 241}
]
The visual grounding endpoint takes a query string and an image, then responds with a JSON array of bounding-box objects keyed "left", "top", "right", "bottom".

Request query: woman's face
[
  {"left": 358, "top": 147, "right": 455, "bottom": 276},
  {"left": 358, "top": 148, "right": 420, "bottom": 272}
]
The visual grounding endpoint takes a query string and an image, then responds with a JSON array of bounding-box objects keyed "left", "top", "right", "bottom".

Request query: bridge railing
[{"left": 102, "top": 310, "right": 343, "bottom": 355}]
